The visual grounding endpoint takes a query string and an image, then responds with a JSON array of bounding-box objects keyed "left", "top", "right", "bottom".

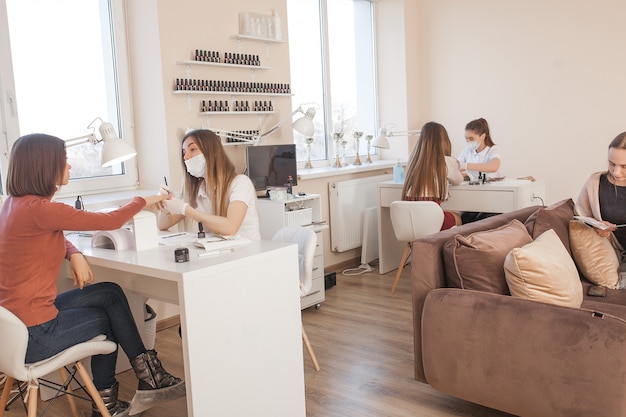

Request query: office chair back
[
  {"left": 0, "top": 305, "right": 30, "bottom": 382},
  {"left": 0, "top": 305, "right": 118, "bottom": 417},
  {"left": 390, "top": 200, "right": 444, "bottom": 243},
  {"left": 272, "top": 226, "right": 317, "bottom": 297},
  {"left": 272, "top": 226, "right": 320, "bottom": 371},
  {"left": 389, "top": 201, "right": 444, "bottom": 294}
]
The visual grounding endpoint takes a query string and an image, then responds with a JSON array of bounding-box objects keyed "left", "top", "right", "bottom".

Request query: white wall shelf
[
  {"left": 173, "top": 90, "right": 292, "bottom": 97},
  {"left": 230, "top": 34, "right": 285, "bottom": 44},
  {"left": 177, "top": 60, "right": 271, "bottom": 70},
  {"left": 199, "top": 111, "right": 275, "bottom": 116}
]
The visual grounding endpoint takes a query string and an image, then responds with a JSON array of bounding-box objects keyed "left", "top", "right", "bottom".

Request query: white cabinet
[{"left": 257, "top": 194, "right": 326, "bottom": 310}]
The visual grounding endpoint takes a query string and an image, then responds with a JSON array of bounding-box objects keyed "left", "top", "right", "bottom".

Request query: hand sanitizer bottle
[{"left": 393, "top": 159, "right": 404, "bottom": 183}]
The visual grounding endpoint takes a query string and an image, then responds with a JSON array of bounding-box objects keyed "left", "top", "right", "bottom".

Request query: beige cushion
[
  {"left": 569, "top": 220, "right": 620, "bottom": 289},
  {"left": 443, "top": 219, "right": 533, "bottom": 294},
  {"left": 524, "top": 198, "right": 575, "bottom": 255},
  {"left": 504, "top": 229, "right": 583, "bottom": 307}
]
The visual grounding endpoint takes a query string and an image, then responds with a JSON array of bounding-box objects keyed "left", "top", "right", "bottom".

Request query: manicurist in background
[
  {"left": 457, "top": 118, "right": 503, "bottom": 223},
  {"left": 457, "top": 117, "right": 502, "bottom": 181}
]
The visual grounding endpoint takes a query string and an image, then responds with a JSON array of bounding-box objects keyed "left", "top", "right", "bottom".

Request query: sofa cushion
[
  {"left": 524, "top": 198, "right": 575, "bottom": 255},
  {"left": 504, "top": 229, "right": 583, "bottom": 307},
  {"left": 569, "top": 219, "right": 620, "bottom": 289},
  {"left": 443, "top": 219, "right": 533, "bottom": 294}
]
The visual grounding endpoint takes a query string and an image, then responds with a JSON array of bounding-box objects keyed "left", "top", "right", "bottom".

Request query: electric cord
[{"left": 342, "top": 263, "right": 373, "bottom": 275}]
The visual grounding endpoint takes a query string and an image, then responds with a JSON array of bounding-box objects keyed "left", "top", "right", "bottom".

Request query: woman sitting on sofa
[
  {"left": 576, "top": 131, "right": 626, "bottom": 248},
  {"left": 402, "top": 121, "right": 464, "bottom": 230}
]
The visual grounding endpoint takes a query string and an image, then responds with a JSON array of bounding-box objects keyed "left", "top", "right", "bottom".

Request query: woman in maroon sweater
[{"left": 0, "top": 134, "right": 184, "bottom": 417}]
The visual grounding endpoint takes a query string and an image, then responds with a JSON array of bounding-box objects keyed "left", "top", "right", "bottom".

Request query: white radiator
[{"left": 328, "top": 174, "right": 392, "bottom": 252}]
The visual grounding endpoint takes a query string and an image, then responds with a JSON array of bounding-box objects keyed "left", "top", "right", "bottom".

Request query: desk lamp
[
  {"left": 212, "top": 104, "right": 317, "bottom": 145},
  {"left": 64, "top": 117, "right": 137, "bottom": 167},
  {"left": 371, "top": 126, "right": 421, "bottom": 149}
]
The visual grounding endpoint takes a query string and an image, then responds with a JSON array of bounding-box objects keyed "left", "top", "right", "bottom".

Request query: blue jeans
[{"left": 26, "top": 282, "right": 145, "bottom": 390}]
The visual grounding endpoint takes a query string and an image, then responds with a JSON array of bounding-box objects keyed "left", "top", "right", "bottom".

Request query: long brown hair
[
  {"left": 181, "top": 129, "right": 237, "bottom": 216},
  {"left": 465, "top": 118, "right": 495, "bottom": 147},
  {"left": 7, "top": 133, "right": 67, "bottom": 197},
  {"left": 402, "top": 122, "right": 451, "bottom": 201}
]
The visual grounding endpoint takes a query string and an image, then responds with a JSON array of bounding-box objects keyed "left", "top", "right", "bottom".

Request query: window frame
[
  {"left": 0, "top": 0, "right": 138, "bottom": 198},
  {"left": 288, "top": 0, "right": 379, "bottom": 169}
]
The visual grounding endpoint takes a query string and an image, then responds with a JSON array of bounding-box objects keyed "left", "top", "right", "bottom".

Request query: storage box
[{"left": 285, "top": 207, "right": 313, "bottom": 227}]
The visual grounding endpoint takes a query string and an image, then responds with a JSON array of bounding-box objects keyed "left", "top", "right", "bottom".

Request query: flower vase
[
  {"left": 365, "top": 134, "right": 373, "bottom": 163},
  {"left": 304, "top": 137, "right": 314, "bottom": 169},
  {"left": 333, "top": 132, "right": 343, "bottom": 168},
  {"left": 353, "top": 131, "right": 363, "bottom": 165}
]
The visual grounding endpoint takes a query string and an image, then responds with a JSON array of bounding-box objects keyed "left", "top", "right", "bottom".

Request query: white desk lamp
[
  {"left": 371, "top": 127, "right": 421, "bottom": 149},
  {"left": 212, "top": 104, "right": 317, "bottom": 145},
  {"left": 64, "top": 117, "right": 137, "bottom": 167}
]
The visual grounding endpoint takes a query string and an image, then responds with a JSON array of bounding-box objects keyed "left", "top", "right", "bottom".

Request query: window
[
  {"left": 0, "top": 0, "right": 137, "bottom": 197},
  {"left": 287, "top": 0, "right": 378, "bottom": 166}
]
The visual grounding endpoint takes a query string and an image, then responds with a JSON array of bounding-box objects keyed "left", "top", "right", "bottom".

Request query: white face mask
[
  {"left": 185, "top": 153, "right": 206, "bottom": 178},
  {"left": 466, "top": 141, "right": 480, "bottom": 151}
]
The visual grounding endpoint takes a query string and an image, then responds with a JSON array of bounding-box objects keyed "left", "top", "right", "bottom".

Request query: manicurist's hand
[
  {"left": 70, "top": 253, "right": 94, "bottom": 289},
  {"left": 163, "top": 197, "right": 189, "bottom": 215},
  {"left": 156, "top": 184, "right": 173, "bottom": 211}
]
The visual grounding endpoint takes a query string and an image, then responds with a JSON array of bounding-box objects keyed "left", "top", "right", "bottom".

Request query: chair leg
[
  {"left": 59, "top": 367, "right": 80, "bottom": 417},
  {"left": 27, "top": 386, "right": 37, "bottom": 417},
  {"left": 74, "top": 361, "right": 112, "bottom": 417},
  {"left": 0, "top": 376, "right": 15, "bottom": 417},
  {"left": 391, "top": 242, "right": 411, "bottom": 294},
  {"left": 301, "top": 326, "right": 320, "bottom": 371}
]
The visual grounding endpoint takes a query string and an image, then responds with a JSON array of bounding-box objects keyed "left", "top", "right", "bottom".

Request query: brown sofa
[{"left": 411, "top": 205, "right": 626, "bottom": 417}]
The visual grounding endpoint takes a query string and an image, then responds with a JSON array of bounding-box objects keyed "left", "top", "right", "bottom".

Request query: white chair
[
  {"left": 0, "top": 306, "right": 117, "bottom": 417},
  {"left": 389, "top": 201, "right": 444, "bottom": 294},
  {"left": 272, "top": 226, "right": 321, "bottom": 371}
]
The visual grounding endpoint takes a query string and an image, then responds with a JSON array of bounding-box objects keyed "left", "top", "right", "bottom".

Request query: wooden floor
[{"left": 3, "top": 263, "right": 514, "bottom": 417}]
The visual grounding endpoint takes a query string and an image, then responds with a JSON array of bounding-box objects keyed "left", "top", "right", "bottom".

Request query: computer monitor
[{"left": 246, "top": 144, "right": 298, "bottom": 192}]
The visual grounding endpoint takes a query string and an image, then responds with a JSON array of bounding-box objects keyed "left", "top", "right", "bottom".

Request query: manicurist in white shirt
[
  {"left": 457, "top": 118, "right": 502, "bottom": 181},
  {"left": 157, "top": 129, "right": 261, "bottom": 240}
]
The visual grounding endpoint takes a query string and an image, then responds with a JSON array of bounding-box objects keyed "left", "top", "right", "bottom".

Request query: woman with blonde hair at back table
[{"left": 402, "top": 121, "right": 464, "bottom": 230}]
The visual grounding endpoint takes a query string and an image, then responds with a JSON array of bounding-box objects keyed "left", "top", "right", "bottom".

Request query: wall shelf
[
  {"left": 199, "top": 111, "right": 275, "bottom": 116},
  {"left": 176, "top": 60, "right": 270, "bottom": 70},
  {"left": 173, "top": 90, "right": 292, "bottom": 97},
  {"left": 230, "top": 34, "right": 285, "bottom": 44}
]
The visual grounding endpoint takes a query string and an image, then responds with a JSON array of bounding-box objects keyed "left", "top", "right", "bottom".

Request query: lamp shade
[
  {"left": 292, "top": 108, "right": 316, "bottom": 137},
  {"left": 98, "top": 121, "right": 137, "bottom": 167},
  {"left": 371, "top": 128, "right": 390, "bottom": 149}
]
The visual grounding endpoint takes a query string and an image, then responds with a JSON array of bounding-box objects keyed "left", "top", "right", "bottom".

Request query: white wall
[
  {"left": 408, "top": 0, "right": 626, "bottom": 203},
  {"left": 126, "top": 0, "right": 291, "bottom": 193}
]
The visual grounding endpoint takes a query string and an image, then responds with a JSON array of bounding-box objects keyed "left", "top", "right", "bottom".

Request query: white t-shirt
[
  {"left": 194, "top": 174, "right": 261, "bottom": 240},
  {"left": 457, "top": 145, "right": 502, "bottom": 180}
]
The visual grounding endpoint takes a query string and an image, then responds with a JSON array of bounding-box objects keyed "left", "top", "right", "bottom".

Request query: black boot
[
  {"left": 91, "top": 381, "right": 130, "bottom": 417},
  {"left": 128, "top": 349, "right": 185, "bottom": 415}
]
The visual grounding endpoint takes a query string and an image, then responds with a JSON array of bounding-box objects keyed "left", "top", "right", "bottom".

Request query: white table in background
[
  {"left": 377, "top": 179, "right": 546, "bottom": 274},
  {"left": 57, "top": 235, "right": 305, "bottom": 417}
]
